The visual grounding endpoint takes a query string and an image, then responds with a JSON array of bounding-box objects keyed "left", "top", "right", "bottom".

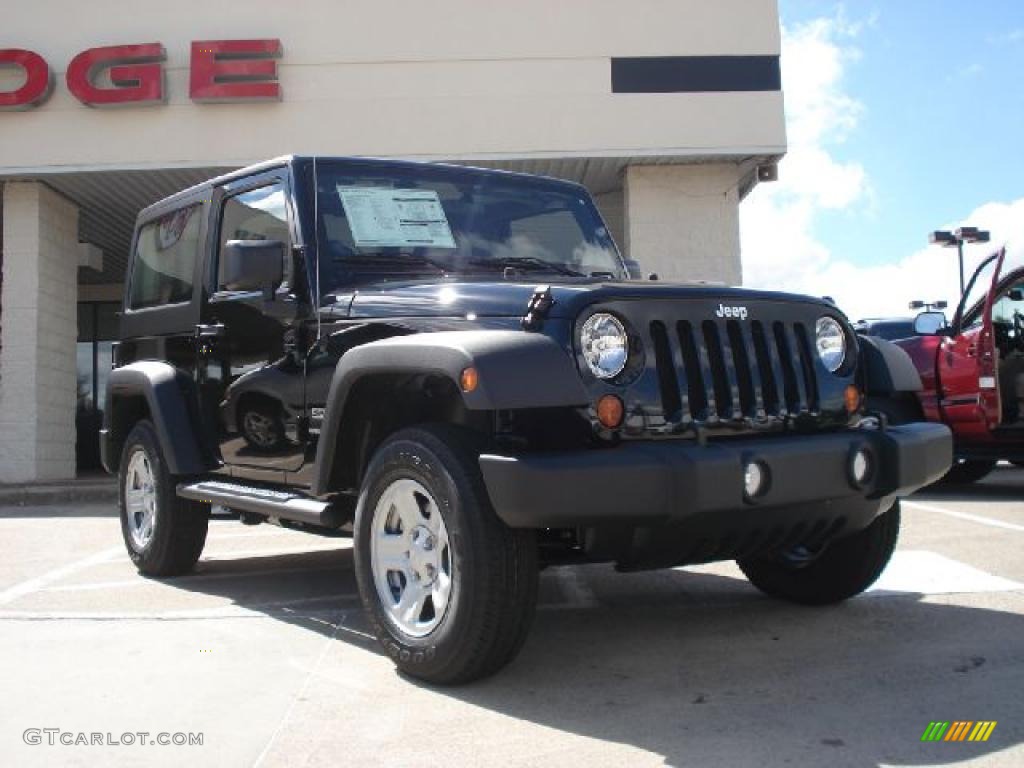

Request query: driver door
[
  {"left": 939, "top": 249, "right": 1006, "bottom": 433},
  {"left": 198, "top": 171, "right": 309, "bottom": 478}
]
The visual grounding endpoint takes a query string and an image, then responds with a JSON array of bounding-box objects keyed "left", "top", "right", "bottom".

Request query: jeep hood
[{"left": 339, "top": 278, "right": 838, "bottom": 320}]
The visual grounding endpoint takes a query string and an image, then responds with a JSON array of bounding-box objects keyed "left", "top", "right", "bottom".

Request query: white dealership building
[{"left": 0, "top": 0, "right": 786, "bottom": 481}]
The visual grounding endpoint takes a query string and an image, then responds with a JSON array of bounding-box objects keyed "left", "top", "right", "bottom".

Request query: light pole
[
  {"left": 929, "top": 226, "right": 991, "bottom": 296},
  {"left": 908, "top": 300, "right": 948, "bottom": 312}
]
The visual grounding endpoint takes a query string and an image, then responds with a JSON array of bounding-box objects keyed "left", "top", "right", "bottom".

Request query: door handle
[
  {"left": 966, "top": 344, "right": 977, "bottom": 357},
  {"left": 195, "top": 323, "right": 226, "bottom": 339}
]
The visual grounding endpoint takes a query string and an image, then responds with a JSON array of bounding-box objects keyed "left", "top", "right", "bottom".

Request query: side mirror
[
  {"left": 1009, "top": 289, "right": 1024, "bottom": 302},
  {"left": 913, "top": 310, "right": 948, "bottom": 336},
  {"left": 221, "top": 240, "right": 285, "bottom": 300},
  {"left": 622, "top": 259, "right": 643, "bottom": 280}
]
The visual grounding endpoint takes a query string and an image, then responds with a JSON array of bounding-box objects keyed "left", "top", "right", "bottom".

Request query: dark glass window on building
[{"left": 76, "top": 302, "right": 119, "bottom": 471}]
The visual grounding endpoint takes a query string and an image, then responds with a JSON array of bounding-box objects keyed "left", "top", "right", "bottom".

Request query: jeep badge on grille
[{"left": 715, "top": 303, "right": 749, "bottom": 320}]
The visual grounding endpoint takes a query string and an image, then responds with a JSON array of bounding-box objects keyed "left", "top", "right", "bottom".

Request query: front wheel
[
  {"left": 353, "top": 425, "right": 538, "bottom": 685},
  {"left": 738, "top": 501, "right": 900, "bottom": 605},
  {"left": 118, "top": 420, "right": 209, "bottom": 577}
]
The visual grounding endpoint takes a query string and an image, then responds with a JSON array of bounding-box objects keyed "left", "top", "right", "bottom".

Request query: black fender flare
[
  {"left": 102, "top": 361, "right": 211, "bottom": 476},
  {"left": 857, "top": 335, "right": 923, "bottom": 394},
  {"left": 312, "top": 330, "right": 589, "bottom": 496}
]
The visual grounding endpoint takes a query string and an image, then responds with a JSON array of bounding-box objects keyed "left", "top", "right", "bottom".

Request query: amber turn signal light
[
  {"left": 844, "top": 385, "right": 861, "bottom": 414},
  {"left": 460, "top": 367, "right": 479, "bottom": 393},
  {"left": 597, "top": 394, "right": 625, "bottom": 429}
]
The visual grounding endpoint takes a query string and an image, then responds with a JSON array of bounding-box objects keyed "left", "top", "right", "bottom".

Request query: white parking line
[
  {"left": 869, "top": 550, "right": 1023, "bottom": 595},
  {"left": 903, "top": 500, "right": 1024, "bottom": 533},
  {"left": 0, "top": 546, "right": 123, "bottom": 607},
  {"left": 252, "top": 613, "right": 345, "bottom": 768}
]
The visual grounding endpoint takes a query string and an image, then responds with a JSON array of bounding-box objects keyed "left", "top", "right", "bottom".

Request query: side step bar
[{"left": 177, "top": 480, "right": 343, "bottom": 528}]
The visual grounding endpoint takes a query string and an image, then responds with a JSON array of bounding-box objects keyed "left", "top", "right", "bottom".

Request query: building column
[
  {"left": 0, "top": 182, "right": 79, "bottom": 482},
  {"left": 623, "top": 164, "right": 742, "bottom": 285}
]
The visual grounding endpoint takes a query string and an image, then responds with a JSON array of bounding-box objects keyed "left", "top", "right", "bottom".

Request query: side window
[
  {"left": 128, "top": 205, "right": 201, "bottom": 309},
  {"left": 992, "top": 281, "right": 1024, "bottom": 333},
  {"left": 217, "top": 182, "right": 291, "bottom": 291}
]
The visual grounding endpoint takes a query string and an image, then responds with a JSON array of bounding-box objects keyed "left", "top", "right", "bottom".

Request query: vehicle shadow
[
  {"left": 916, "top": 465, "right": 1024, "bottom": 503},
  {"left": 164, "top": 545, "right": 1024, "bottom": 767}
]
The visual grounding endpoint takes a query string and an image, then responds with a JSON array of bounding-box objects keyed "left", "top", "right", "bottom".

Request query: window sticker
[{"left": 337, "top": 187, "right": 456, "bottom": 249}]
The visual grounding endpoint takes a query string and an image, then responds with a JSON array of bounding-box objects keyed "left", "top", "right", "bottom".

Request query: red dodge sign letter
[
  {"left": 66, "top": 44, "right": 166, "bottom": 107},
  {"left": 190, "top": 39, "right": 282, "bottom": 103},
  {"left": 0, "top": 49, "right": 53, "bottom": 110}
]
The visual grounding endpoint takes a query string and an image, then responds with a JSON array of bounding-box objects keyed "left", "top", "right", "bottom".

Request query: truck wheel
[
  {"left": 118, "top": 420, "right": 209, "bottom": 577},
  {"left": 941, "top": 459, "right": 996, "bottom": 485},
  {"left": 737, "top": 501, "right": 900, "bottom": 605},
  {"left": 353, "top": 425, "right": 538, "bottom": 685}
]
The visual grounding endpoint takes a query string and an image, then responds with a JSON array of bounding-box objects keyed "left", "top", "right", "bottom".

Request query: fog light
[
  {"left": 744, "top": 461, "right": 768, "bottom": 498},
  {"left": 851, "top": 448, "right": 872, "bottom": 485},
  {"left": 596, "top": 394, "right": 624, "bottom": 429}
]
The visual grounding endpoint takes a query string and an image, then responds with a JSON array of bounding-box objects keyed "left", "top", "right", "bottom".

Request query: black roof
[{"left": 137, "top": 155, "right": 588, "bottom": 221}]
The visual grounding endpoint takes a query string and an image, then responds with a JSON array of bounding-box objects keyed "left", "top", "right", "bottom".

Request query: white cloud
[{"left": 740, "top": 12, "right": 1024, "bottom": 321}]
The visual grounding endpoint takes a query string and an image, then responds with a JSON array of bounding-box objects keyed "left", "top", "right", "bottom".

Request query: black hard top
[{"left": 136, "top": 155, "right": 589, "bottom": 222}]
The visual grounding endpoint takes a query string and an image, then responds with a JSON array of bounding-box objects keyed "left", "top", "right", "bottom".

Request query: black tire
[
  {"left": 118, "top": 420, "right": 209, "bottom": 577},
  {"left": 353, "top": 425, "right": 538, "bottom": 685},
  {"left": 941, "top": 459, "right": 996, "bottom": 485},
  {"left": 738, "top": 501, "right": 900, "bottom": 605}
]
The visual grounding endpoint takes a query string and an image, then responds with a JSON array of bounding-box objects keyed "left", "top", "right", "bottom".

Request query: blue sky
[{"left": 741, "top": 2, "right": 1024, "bottom": 318}]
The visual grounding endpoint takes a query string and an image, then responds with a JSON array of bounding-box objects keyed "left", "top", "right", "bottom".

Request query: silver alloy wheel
[
  {"left": 370, "top": 478, "right": 452, "bottom": 638},
  {"left": 124, "top": 449, "right": 158, "bottom": 550},
  {"left": 242, "top": 410, "right": 278, "bottom": 449}
]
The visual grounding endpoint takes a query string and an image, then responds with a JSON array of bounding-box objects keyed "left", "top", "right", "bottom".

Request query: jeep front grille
[{"left": 648, "top": 318, "right": 819, "bottom": 422}]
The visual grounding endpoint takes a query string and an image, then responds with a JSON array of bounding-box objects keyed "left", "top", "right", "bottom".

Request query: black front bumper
[{"left": 479, "top": 423, "right": 951, "bottom": 529}]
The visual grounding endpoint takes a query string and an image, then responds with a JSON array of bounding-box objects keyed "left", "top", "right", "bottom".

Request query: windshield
[{"left": 313, "top": 161, "right": 624, "bottom": 295}]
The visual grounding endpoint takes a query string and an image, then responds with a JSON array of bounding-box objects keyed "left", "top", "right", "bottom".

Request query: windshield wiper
[
  {"left": 467, "top": 256, "right": 585, "bottom": 277},
  {"left": 334, "top": 252, "right": 448, "bottom": 273}
]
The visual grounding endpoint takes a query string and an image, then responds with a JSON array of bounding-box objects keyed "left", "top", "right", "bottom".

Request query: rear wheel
[
  {"left": 118, "top": 420, "right": 209, "bottom": 577},
  {"left": 941, "top": 459, "right": 996, "bottom": 485},
  {"left": 353, "top": 425, "right": 538, "bottom": 685},
  {"left": 738, "top": 501, "right": 900, "bottom": 605}
]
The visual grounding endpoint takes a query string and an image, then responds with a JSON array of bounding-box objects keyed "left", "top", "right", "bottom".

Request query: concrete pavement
[{"left": 1, "top": 468, "right": 1022, "bottom": 767}]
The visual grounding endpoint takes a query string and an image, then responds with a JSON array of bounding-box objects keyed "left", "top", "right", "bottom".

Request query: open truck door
[{"left": 939, "top": 248, "right": 1006, "bottom": 434}]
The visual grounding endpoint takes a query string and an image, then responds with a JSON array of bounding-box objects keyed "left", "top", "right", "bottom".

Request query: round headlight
[
  {"left": 815, "top": 316, "right": 847, "bottom": 373},
  {"left": 580, "top": 313, "right": 628, "bottom": 379}
]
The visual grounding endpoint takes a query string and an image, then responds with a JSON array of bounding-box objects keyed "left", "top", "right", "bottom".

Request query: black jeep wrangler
[{"left": 103, "top": 156, "right": 951, "bottom": 684}]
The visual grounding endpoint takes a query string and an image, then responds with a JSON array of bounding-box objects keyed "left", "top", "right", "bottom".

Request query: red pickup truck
[{"left": 878, "top": 247, "right": 1024, "bottom": 483}]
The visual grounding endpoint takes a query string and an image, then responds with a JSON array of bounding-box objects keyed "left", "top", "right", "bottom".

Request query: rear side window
[{"left": 129, "top": 205, "right": 201, "bottom": 309}]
